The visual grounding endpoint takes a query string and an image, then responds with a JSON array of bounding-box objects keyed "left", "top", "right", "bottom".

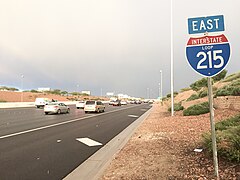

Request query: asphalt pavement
[{"left": 0, "top": 104, "right": 151, "bottom": 180}]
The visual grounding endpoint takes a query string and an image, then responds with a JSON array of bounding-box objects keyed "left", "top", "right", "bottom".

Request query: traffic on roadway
[{"left": 0, "top": 102, "right": 152, "bottom": 180}]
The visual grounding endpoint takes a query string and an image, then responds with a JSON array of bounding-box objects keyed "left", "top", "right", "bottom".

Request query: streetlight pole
[
  {"left": 160, "top": 70, "right": 163, "bottom": 102},
  {"left": 170, "top": 0, "right": 174, "bottom": 116},
  {"left": 147, "top": 88, "right": 149, "bottom": 99},
  {"left": 150, "top": 89, "right": 152, "bottom": 99},
  {"left": 160, "top": 70, "right": 163, "bottom": 103},
  {"left": 21, "top": 74, "right": 24, "bottom": 102},
  {"left": 158, "top": 83, "right": 161, "bottom": 100}
]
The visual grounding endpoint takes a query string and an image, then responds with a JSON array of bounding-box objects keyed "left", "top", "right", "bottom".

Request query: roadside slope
[{"left": 101, "top": 103, "right": 239, "bottom": 179}]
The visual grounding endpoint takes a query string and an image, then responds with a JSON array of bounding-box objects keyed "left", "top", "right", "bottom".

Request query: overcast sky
[{"left": 0, "top": 0, "right": 239, "bottom": 98}]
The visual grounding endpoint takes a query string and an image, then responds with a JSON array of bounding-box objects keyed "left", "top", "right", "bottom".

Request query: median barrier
[{"left": 0, "top": 101, "right": 77, "bottom": 109}]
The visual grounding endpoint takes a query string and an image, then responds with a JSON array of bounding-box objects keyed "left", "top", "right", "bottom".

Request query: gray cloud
[{"left": 0, "top": 0, "right": 239, "bottom": 97}]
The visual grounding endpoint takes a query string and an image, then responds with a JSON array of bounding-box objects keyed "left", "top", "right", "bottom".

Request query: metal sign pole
[{"left": 207, "top": 77, "right": 219, "bottom": 178}]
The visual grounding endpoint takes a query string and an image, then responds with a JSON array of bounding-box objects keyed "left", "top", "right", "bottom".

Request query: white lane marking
[
  {"left": 0, "top": 104, "right": 145, "bottom": 139},
  {"left": 0, "top": 115, "right": 94, "bottom": 139},
  {"left": 128, "top": 115, "right": 139, "bottom": 118},
  {"left": 76, "top": 138, "right": 102, "bottom": 147}
]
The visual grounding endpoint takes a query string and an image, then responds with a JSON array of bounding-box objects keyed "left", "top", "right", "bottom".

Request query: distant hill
[{"left": 0, "top": 91, "right": 106, "bottom": 102}]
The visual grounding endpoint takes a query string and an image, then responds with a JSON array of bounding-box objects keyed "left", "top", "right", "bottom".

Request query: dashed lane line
[
  {"left": 0, "top": 104, "right": 146, "bottom": 140},
  {"left": 128, "top": 115, "right": 139, "bottom": 118},
  {"left": 76, "top": 138, "right": 103, "bottom": 147}
]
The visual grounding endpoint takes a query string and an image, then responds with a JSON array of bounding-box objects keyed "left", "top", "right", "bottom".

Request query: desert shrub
[
  {"left": 71, "top": 92, "right": 80, "bottom": 96},
  {"left": 216, "top": 88, "right": 231, "bottom": 96},
  {"left": 212, "top": 69, "right": 227, "bottom": 82},
  {"left": 61, "top": 91, "right": 68, "bottom": 95},
  {"left": 45, "top": 89, "right": 62, "bottom": 95},
  {"left": 183, "top": 102, "right": 209, "bottom": 116},
  {"left": 92, "top": 97, "right": 102, "bottom": 100},
  {"left": 186, "top": 90, "right": 208, "bottom": 102},
  {"left": 215, "top": 80, "right": 240, "bottom": 96},
  {"left": 0, "top": 86, "right": 19, "bottom": 91},
  {"left": 80, "top": 93, "right": 90, "bottom": 96},
  {"left": 66, "top": 97, "right": 78, "bottom": 101},
  {"left": 30, "top": 89, "right": 39, "bottom": 93},
  {"left": 190, "top": 78, "right": 208, "bottom": 91},
  {"left": 232, "top": 87, "right": 240, "bottom": 96},
  {"left": 162, "top": 97, "right": 167, "bottom": 101},
  {"left": 168, "top": 102, "right": 184, "bottom": 112},
  {"left": 231, "top": 79, "right": 240, "bottom": 86},
  {"left": 203, "top": 115, "right": 240, "bottom": 162},
  {"left": 186, "top": 94, "right": 199, "bottom": 101},
  {"left": 166, "top": 92, "right": 178, "bottom": 98},
  {"left": 198, "top": 89, "right": 208, "bottom": 98},
  {"left": 0, "top": 99, "right": 7, "bottom": 103},
  {"left": 223, "top": 72, "right": 240, "bottom": 82},
  {"left": 174, "top": 91, "right": 178, "bottom": 96},
  {"left": 180, "top": 87, "right": 191, "bottom": 92},
  {"left": 212, "top": 86, "right": 218, "bottom": 94},
  {"left": 215, "top": 115, "right": 240, "bottom": 131}
]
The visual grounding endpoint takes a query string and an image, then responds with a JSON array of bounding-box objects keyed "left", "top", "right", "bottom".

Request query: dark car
[{"left": 135, "top": 100, "right": 142, "bottom": 104}]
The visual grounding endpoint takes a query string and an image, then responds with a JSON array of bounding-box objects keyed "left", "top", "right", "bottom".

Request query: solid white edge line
[{"left": 0, "top": 104, "right": 145, "bottom": 139}]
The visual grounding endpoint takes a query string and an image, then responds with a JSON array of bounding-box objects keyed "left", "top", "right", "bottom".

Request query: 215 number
[{"left": 197, "top": 50, "right": 224, "bottom": 69}]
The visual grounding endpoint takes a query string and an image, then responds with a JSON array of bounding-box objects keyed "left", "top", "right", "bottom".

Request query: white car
[
  {"left": 84, "top": 100, "right": 105, "bottom": 113},
  {"left": 120, "top": 101, "right": 127, "bottom": 105},
  {"left": 44, "top": 102, "right": 70, "bottom": 115},
  {"left": 76, "top": 101, "right": 85, "bottom": 109},
  {"left": 35, "top": 98, "right": 51, "bottom": 108},
  {"left": 109, "top": 100, "right": 115, "bottom": 105}
]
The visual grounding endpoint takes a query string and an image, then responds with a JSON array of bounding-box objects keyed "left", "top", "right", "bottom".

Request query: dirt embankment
[
  {"left": 101, "top": 103, "right": 240, "bottom": 179},
  {"left": 0, "top": 91, "right": 69, "bottom": 102},
  {"left": 0, "top": 91, "right": 98, "bottom": 102}
]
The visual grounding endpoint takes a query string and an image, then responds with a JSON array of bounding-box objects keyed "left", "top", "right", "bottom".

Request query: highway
[{"left": 0, "top": 103, "right": 151, "bottom": 180}]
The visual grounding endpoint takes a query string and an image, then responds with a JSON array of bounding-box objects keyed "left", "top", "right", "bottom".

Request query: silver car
[{"left": 44, "top": 102, "right": 70, "bottom": 115}]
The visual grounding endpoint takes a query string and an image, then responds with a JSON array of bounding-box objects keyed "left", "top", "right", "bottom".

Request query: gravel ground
[{"left": 101, "top": 103, "right": 240, "bottom": 180}]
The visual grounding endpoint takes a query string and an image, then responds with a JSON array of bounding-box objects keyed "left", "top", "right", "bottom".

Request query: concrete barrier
[
  {"left": 0, "top": 101, "right": 77, "bottom": 109},
  {"left": 0, "top": 100, "right": 110, "bottom": 109}
]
